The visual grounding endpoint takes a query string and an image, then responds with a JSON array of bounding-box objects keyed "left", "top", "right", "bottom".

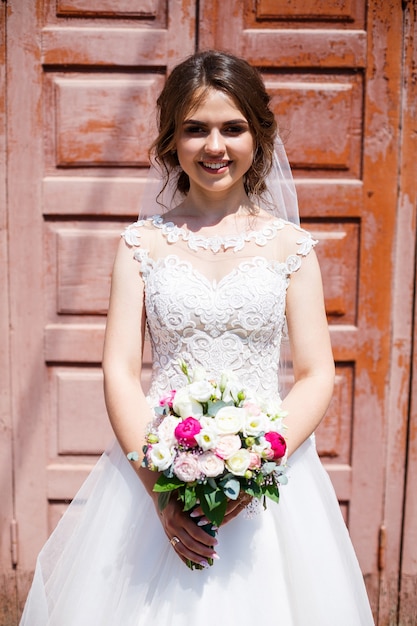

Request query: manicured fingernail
[
  {"left": 211, "top": 553, "right": 220, "bottom": 560},
  {"left": 190, "top": 510, "right": 200, "bottom": 518},
  {"left": 199, "top": 560, "right": 209, "bottom": 568},
  {"left": 211, "top": 525, "right": 218, "bottom": 531},
  {"left": 197, "top": 518, "right": 209, "bottom": 526}
]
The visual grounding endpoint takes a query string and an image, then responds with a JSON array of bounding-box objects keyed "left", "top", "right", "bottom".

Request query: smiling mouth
[{"left": 200, "top": 160, "right": 231, "bottom": 170}]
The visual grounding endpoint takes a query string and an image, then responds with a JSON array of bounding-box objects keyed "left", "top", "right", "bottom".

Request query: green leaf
[
  {"left": 265, "top": 483, "right": 280, "bottom": 503},
  {"left": 244, "top": 483, "right": 262, "bottom": 498},
  {"left": 196, "top": 484, "right": 227, "bottom": 526},
  {"left": 153, "top": 474, "right": 183, "bottom": 493},
  {"left": 202, "top": 496, "right": 228, "bottom": 527},
  {"left": 158, "top": 491, "right": 172, "bottom": 511},
  {"left": 183, "top": 485, "right": 198, "bottom": 511}
]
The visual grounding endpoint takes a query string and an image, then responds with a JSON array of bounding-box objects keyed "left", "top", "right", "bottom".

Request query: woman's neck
[{"left": 169, "top": 184, "right": 256, "bottom": 227}]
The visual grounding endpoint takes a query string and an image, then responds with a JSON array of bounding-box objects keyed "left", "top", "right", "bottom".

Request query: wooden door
[
  {"left": 6, "top": 0, "right": 195, "bottom": 614},
  {"left": 199, "top": 0, "right": 404, "bottom": 621},
  {"left": 4, "top": 1, "right": 414, "bottom": 624}
]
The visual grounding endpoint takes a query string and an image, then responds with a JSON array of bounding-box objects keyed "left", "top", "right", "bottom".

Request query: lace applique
[{"left": 122, "top": 215, "right": 317, "bottom": 257}]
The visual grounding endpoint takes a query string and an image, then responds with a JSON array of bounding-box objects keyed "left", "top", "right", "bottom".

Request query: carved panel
[
  {"left": 54, "top": 76, "right": 163, "bottom": 167},
  {"left": 56, "top": 0, "right": 159, "bottom": 17},
  {"left": 265, "top": 74, "right": 363, "bottom": 177}
]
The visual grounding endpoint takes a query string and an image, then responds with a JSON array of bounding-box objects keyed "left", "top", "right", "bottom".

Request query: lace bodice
[{"left": 122, "top": 215, "right": 317, "bottom": 401}]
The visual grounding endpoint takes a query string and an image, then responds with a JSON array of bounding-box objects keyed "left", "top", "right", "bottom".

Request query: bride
[{"left": 20, "top": 50, "right": 375, "bottom": 625}]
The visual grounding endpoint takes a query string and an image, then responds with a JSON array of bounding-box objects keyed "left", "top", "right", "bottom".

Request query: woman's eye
[
  {"left": 224, "top": 125, "right": 246, "bottom": 134},
  {"left": 183, "top": 125, "right": 205, "bottom": 134}
]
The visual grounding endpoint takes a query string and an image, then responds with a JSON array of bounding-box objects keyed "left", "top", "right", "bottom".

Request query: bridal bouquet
[{"left": 128, "top": 361, "right": 288, "bottom": 567}]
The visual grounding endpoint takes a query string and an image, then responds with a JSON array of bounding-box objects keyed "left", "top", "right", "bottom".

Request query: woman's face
[{"left": 174, "top": 89, "right": 254, "bottom": 197}]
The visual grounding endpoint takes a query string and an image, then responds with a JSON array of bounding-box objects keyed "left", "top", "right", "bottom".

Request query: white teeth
[{"left": 202, "top": 161, "right": 229, "bottom": 170}]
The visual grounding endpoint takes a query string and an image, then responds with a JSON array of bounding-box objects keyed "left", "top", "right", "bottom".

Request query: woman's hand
[{"left": 155, "top": 495, "right": 219, "bottom": 568}]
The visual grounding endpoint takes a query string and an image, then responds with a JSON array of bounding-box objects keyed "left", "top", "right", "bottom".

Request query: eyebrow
[{"left": 182, "top": 118, "right": 249, "bottom": 125}]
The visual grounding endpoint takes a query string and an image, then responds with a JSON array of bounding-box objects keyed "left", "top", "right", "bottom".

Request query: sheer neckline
[{"left": 140, "top": 214, "right": 286, "bottom": 253}]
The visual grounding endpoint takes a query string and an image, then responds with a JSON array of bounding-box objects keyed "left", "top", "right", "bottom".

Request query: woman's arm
[
  {"left": 102, "top": 238, "right": 217, "bottom": 566},
  {"left": 281, "top": 248, "right": 335, "bottom": 457}
]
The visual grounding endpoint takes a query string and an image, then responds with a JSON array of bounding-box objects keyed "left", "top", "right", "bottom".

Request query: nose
[{"left": 205, "top": 129, "right": 225, "bottom": 154}]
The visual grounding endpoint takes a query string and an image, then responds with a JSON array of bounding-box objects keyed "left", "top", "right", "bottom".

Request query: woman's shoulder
[
  {"left": 277, "top": 220, "right": 318, "bottom": 257},
  {"left": 121, "top": 215, "right": 164, "bottom": 247}
]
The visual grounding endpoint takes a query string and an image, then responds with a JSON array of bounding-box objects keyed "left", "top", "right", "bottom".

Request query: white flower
[
  {"left": 173, "top": 387, "right": 204, "bottom": 419},
  {"left": 195, "top": 427, "right": 218, "bottom": 451},
  {"left": 198, "top": 451, "right": 225, "bottom": 477},
  {"left": 256, "top": 397, "right": 288, "bottom": 429},
  {"left": 219, "top": 370, "right": 243, "bottom": 403},
  {"left": 252, "top": 437, "right": 273, "bottom": 459},
  {"left": 188, "top": 380, "right": 214, "bottom": 403},
  {"left": 157, "top": 415, "right": 181, "bottom": 447},
  {"left": 148, "top": 443, "right": 175, "bottom": 471},
  {"left": 226, "top": 448, "right": 251, "bottom": 476},
  {"left": 243, "top": 412, "right": 268, "bottom": 437},
  {"left": 214, "top": 406, "right": 245, "bottom": 435},
  {"left": 215, "top": 434, "right": 242, "bottom": 459},
  {"left": 192, "top": 365, "right": 207, "bottom": 382}
]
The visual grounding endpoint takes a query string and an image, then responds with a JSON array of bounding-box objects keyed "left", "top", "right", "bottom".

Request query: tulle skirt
[{"left": 20, "top": 437, "right": 375, "bottom": 625}]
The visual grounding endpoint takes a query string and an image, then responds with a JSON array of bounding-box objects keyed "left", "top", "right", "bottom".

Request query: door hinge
[
  {"left": 10, "top": 519, "right": 18, "bottom": 567},
  {"left": 378, "top": 524, "right": 386, "bottom": 571}
]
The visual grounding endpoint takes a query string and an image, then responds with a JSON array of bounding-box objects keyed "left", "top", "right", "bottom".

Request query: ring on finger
[{"left": 170, "top": 536, "right": 180, "bottom": 548}]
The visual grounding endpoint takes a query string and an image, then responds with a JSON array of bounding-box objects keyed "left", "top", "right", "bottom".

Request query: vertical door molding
[
  {"left": 352, "top": 0, "right": 404, "bottom": 619},
  {"left": 7, "top": 0, "right": 47, "bottom": 612},
  {"left": 0, "top": 1, "right": 18, "bottom": 622},
  {"left": 397, "top": 1, "right": 417, "bottom": 624}
]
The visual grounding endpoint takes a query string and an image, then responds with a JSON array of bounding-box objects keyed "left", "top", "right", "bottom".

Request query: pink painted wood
[{"left": 3, "top": 1, "right": 417, "bottom": 624}]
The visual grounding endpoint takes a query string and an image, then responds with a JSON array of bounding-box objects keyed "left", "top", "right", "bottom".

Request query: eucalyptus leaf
[
  {"left": 222, "top": 478, "right": 240, "bottom": 500},
  {"left": 261, "top": 462, "right": 278, "bottom": 475}
]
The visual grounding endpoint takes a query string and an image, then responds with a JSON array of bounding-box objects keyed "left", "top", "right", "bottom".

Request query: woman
[{"left": 20, "top": 50, "right": 374, "bottom": 625}]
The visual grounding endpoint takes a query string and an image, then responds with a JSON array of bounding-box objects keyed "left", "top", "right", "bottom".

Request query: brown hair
[{"left": 151, "top": 50, "right": 277, "bottom": 202}]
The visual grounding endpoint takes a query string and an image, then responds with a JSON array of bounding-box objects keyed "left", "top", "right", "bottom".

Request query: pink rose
[
  {"left": 173, "top": 452, "right": 201, "bottom": 482},
  {"left": 159, "top": 389, "right": 176, "bottom": 408},
  {"left": 198, "top": 451, "right": 225, "bottom": 477},
  {"left": 215, "top": 434, "right": 242, "bottom": 460},
  {"left": 243, "top": 401, "right": 261, "bottom": 416},
  {"left": 174, "top": 417, "right": 202, "bottom": 447},
  {"left": 264, "top": 431, "right": 287, "bottom": 460},
  {"left": 249, "top": 452, "right": 261, "bottom": 470}
]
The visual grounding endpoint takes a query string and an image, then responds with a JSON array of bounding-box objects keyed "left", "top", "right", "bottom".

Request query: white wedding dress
[{"left": 20, "top": 215, "right": 375, "bottom": 625}]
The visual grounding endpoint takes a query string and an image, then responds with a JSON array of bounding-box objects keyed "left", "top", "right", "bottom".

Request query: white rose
[
  {"left": 188, "top": 380, "right": 214, "bottom": 403},
  {"left": 148, "top": 443, "right": 175, "bottom": 471},
  {"left": 226, "top": 448, "right": 251, "bottom": 476},
  {"left": 173, "top": 387, "right": 204, "bottom": 419},
  {"left": 214, "top": 406, "right": 245, "bottom": 435},
  {"left": 157, "top": 415, "right": 181, "bottom": 447},
  {"left": 198, "top": 451, "right": 225, "bottom": 477},
  {"left": 195, "top": 427, "right": 218, "bottom": 451}
]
